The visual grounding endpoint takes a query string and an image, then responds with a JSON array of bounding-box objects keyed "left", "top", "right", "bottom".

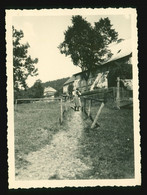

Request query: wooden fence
[
  {"left": 80, "top": 77, "right": 133, "bottom": 128},
  {"left": 15, "top": 77, "right": 132, "bottom": 127},
  {"left": 15, "top": 97, "right": 68, "bottom": 125}
]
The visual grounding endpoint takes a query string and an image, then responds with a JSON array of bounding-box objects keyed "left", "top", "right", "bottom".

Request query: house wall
[
  {"left": 44, "top": 91, "right": 56, "bottom": 97},
  {"left": 63, "top": 85, "right": 68, "bottom": 94},
  {"left": 72, "top": 71, "right": 109, "bottom": 93},
  {"left": 44, "top": 87, "right": 57, "bottom": 97},
  {"left": 63, "top": 55, "right": 132, "bottom": 94},
  {"left": 107, "top": 56, "right": 132, "bottom": 87}
]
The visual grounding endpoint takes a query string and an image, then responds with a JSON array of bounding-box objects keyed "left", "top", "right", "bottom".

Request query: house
[
  {"left": 103, "top": 38, "right": 132, "bottom": 65},
  {"left": 63, "top": 38, "right": 132, "bottom": 94},
  {"left": 44, "top": 86, "right": 57, "bottom": 98},
  {"left": 63, "top": 75, "right": 75, "bottom": 94}
]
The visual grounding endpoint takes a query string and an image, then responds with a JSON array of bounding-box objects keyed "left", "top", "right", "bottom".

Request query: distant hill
[{"left": 42, "top": 77, "right": 69, "bottom": 92}]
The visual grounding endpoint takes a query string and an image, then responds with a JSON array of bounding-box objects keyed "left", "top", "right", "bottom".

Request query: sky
[{"left": 11, "top": 9, "right": 134, "bottom": 87}]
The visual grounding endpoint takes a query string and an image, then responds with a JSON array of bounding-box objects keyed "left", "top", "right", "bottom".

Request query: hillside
[{"left": 42, "top": 77, "right": 69, "bottom": 92}]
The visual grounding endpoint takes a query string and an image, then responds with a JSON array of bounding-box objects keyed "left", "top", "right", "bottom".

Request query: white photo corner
[{"left": 6, "top": 8, "right": 141, "bottom": 189}]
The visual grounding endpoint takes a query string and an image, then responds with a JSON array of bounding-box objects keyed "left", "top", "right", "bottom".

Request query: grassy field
[
  {"left": 79, "top": 101, "right": 134, "bottom": 179},
  {"left": 14, "top": 101, "right": 62, "bottom": 169},
  {"left": 14, "top": 100, "right": 134, "bottom": 179}
]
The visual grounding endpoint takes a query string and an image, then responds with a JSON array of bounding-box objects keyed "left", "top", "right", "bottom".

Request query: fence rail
[
  {"left": 15, "top": 77, "right": 132, "bottom": 126},
  {"left": 79, "top": 77, "right": 133, "bottom": 128},
  {"left": 16, "top": 97, "right": 62, "bottom": 102},
  {"left": 15, "top": 97, "right": 66, "bottom": 124}
]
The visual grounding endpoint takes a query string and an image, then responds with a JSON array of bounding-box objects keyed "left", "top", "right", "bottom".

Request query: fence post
[
  {"left": 91, "top": 102, "right": 105, "bottom": 129},
  {"left": 60, "top": 98, "right": 63, "bottom": 124},
  {"left": 88, "top": 99, "right": 91, "bottom": 117},
  {"left": 15, "top": 99, "right": 17, "bottom": 110},
  {"left": 83, "top": 98, "right": 86, "bottom": 112},
  {"left": 116, "top": 77, "right": 120, "bottom": 109},
  {"left": 65, "top": 98, "right": 69, "bottom": 112},
  {"left": 112, "top": 87, "right": 116, "bottom": 102}
]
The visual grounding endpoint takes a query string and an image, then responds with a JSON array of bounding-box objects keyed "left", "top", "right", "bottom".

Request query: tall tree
[
  {"left": 13, "top": 26, "right": 38, "bottom": 92},
  {"left": 58, "top": 15, "right": 118, "bottom": 73}
]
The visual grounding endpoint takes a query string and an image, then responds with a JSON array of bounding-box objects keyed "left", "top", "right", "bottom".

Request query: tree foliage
[
  {"left": 15, "top": 79, "right": 44, "bottom": 100},
  {"left": 13, "top": 26, "right": 38, "bottom": 91},
  {"left": 42, "top": 77, "right": 69, "bottom": 92},
  {"left": 29, "top": 79, "right": 44, "bottom": 98},
  {"left": 58, "top": 16, "right": 118, "bottom": 72}
]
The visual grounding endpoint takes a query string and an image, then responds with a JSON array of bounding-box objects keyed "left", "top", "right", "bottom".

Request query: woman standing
[{"left": 73, "top": 88, "right": 81, "bottom": 111}]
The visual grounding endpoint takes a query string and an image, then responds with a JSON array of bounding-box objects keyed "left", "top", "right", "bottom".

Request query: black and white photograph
[{"left": 6, "top": 8, "right": 141, "bottom": 188}]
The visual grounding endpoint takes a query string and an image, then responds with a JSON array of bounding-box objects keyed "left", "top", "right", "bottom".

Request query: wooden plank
[
  {"left": 91, "top": 102, "right": 105, "bottom": 129},
  {"left": 116, "top": 77, "right": 120, "bottom": 109},
  {"left": 83, "top": 97, "right": 104, "bottom": 102},
  {"left": 15, "top": 109, "right": 55, "bottom": 111},
  {"left": 60, "top": 98, "right": 63, "bottom": 124},
  {"left": 16, "top": 98, "right": 61, "bottom": 101},
  {"left": 83, "top": 98, "right": 86, "bottom": 112},
  {"left": 81, "top": 89, "right": 106, "bottom": 96},
  {"left": 88, "top": 100, "right": 91, "bottom": 117},
  {"left": 89, "top": 114, "right": 100, "bottom": 127}
]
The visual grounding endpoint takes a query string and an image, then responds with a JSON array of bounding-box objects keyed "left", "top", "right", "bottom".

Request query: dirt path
[{"left": 16, "top": 110, "right": 93, "bottom": 180}]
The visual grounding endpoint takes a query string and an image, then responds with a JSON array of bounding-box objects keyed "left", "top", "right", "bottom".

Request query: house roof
[
  {"left": 63, "top": 39, "right": 132, "bottom": 86},
  {"left": 72, "top": 39, "right": 132, "bottom": 75},
  {"left": 63, "top": 75, "right": 75, "bottom": 85},
  {"left": 102, "top": 39, "right": 132, "bottom": 65},
  {"left": 73, "top": 70, "right": 88, "bottom": 76},
  {"left": 44, "top": 86, "right": 56, "bottom": 93}
]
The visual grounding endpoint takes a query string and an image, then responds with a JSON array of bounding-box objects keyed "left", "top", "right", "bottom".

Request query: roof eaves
[
  {"left": 63, "top": 76, "right": 75, "bottom": 85},
  {"left": 102, "top": 52, "right": 132, "bottom": 65}
]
